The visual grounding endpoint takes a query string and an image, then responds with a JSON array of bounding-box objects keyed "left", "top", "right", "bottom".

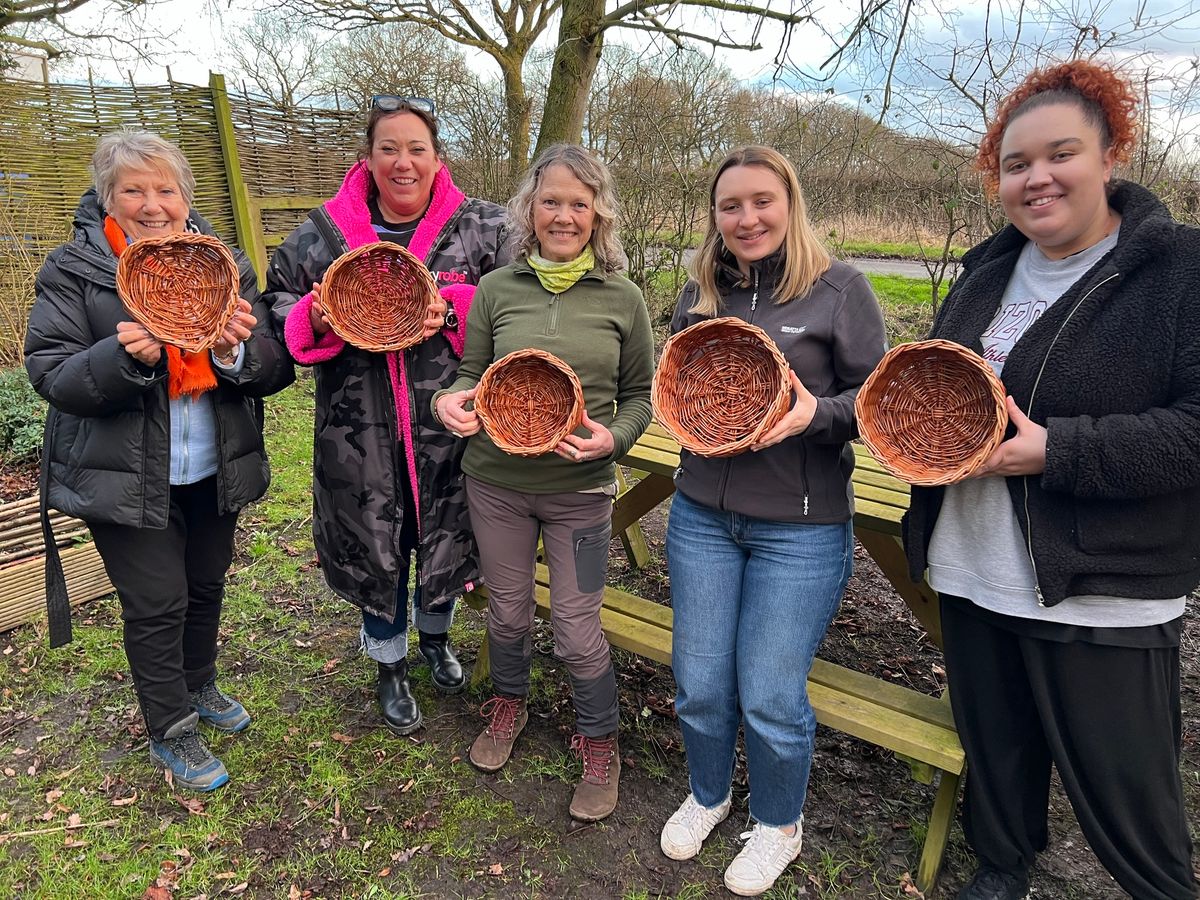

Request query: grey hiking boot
[
  {"left": 189, "top": 679, "right": 251, "bottom": 733},
  {"left": 149, "top": 711, "right": 229, "bottom": 792},
  {"left": 568, "top": 731, "right": 619, "bottom": 822},
  {"left": 469, "top": 695, "right": 527, "bottom": 772}
]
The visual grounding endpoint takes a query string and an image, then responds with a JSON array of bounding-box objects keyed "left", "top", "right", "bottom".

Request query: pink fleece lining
[
  {"left": 320, "top": 161, "right": 469, "bottom": 528},
  {"left": 439, "top": 283, "right": 476, "bottom": 357},
  {"left": 284, "top": 292, "right": 346, "bottom": 364}
]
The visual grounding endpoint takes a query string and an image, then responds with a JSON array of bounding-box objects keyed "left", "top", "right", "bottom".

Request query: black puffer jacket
[
  {"left": 25, "top": 189, "right": 295, "bottom": 528},
  {"left": 903, "top": 182, "right": 1200, "bottom": 606}
]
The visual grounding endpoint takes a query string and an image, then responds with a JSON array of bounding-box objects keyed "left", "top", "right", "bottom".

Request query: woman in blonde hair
[
  {"left": 434, "top": 144, "right": 653, "bottom": 822},
  {"left": 658, "top": 146, "right": 886, "bottom": 896}
]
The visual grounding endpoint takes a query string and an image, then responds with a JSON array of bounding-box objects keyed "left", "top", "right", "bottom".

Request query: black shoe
[
  {"left": 956, "top": 866, "right": 1030, "bottom": 900},
  {"left": 417, "top": 631, "right": 466, "bottom": 694},
  {"left": 377, "top": 659, "right": 423, "bottom": 735}
]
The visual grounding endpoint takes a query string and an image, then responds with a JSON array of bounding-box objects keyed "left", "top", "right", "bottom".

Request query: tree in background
[{"left": 225, "top": 9, "right": 329, "bottom": 112}]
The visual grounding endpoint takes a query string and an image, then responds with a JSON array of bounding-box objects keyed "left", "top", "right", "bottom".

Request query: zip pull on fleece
[{"left": 750, "top": 269, "right": 759, "bottom": 312}]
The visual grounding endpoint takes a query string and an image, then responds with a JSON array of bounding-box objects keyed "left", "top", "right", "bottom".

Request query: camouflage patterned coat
[{"left": 265, "top": 162, "right": 508, "bottom": 621}]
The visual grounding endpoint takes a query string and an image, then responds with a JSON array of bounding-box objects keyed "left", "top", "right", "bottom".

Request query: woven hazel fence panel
[
  {"left": 227, "top": 88, "right": 360, "bottom": 237},
  {"left": 0, "top": 77, "right": 236, "bottom": 249},
  {"left": 0, "top": 496, "right": 114, "bottom": 634}
]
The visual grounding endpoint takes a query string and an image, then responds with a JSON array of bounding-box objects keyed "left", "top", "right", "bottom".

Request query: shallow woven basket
[
  {"left": 475, "top": 348, "right": 585, "bottom": 457},
  {"left": 855, "top": 339, "right": 1008, "bottom": 486},
  {"left": 652, "top": 316, "right": 791, "bottom": 458},
  {"left": 321, "top": 241, "right": 439, "bottom": 352},
  {"left": 116, "top": 233, "right": 240, "bottom": 353}
]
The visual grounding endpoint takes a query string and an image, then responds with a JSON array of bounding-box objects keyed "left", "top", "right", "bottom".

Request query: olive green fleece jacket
[{"left": 435, "top": 258, "right": 654, "bottom": 494}]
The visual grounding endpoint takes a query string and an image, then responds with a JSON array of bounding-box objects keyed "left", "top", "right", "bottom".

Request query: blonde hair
[
  {"left": 91, "top": 129, "right": 195, "bottom": 210},
  {"left": 506, "top": 144, "right": 625, "bottom": 274},
  {"left": 689, "top": 146, "right": 830, "bottom": 316}
]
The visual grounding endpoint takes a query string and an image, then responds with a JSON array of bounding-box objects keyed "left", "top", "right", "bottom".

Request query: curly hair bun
[{"left": 976, "top": 59, "right": 1139, "bottom": 193}]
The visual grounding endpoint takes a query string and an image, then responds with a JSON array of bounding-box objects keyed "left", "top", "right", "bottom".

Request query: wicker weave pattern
[
  {"left": 322, "top": 241, "right": 439, "bottom": 352},
  {"left": 475, "top": 349, "right": 585, "bottom": 457},
  {"left": 115, "top": 233, "right": 241, "bottom": 353},
  {"left": 855, "top": 339, "right": 1008, "bottom": 486},
  {"left": 652, "top": 316, "right": 791, "bottom": 458}
]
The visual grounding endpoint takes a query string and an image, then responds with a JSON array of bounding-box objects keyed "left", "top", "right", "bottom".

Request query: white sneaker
[
  {"left": 723, "top": 819, "right": 804, "bottom": 896},
  {"left": 659, "top": 792, "right": 732, "bottom": 861}
]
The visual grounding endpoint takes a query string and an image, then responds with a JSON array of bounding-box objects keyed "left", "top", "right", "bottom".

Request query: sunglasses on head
[{"left": 371, "top": 95, "right": 436, "bottom": 116}]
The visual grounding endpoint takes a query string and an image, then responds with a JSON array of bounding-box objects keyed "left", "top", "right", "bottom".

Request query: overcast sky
[{"left": 24, "top": 0, "right": 1200, "bottom": 143}]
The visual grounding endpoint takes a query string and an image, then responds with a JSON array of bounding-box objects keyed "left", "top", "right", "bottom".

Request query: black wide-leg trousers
[{"left": 940, "top": 596, "right": 1196, "bottom": 900}]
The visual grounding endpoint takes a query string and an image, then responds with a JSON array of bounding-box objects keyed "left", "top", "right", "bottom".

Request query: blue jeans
[
  {"left": 667, "top": 489, "right": 853, "bottom": 826},
  {"left": 361, "top": 583, "right": 454, "bottom": 664}
]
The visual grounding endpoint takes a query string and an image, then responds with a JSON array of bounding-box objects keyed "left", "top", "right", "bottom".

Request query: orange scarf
[{"left": 104, "top": 215, "right": 217, "bottom": 400}]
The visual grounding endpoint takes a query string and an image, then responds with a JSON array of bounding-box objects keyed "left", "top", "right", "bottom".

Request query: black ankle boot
[
  {"left": 418, "top": 631, "right": 466, "bottom": 693},
  {"left": 377, "top": 659, "right": 422, "bottom": 735}
]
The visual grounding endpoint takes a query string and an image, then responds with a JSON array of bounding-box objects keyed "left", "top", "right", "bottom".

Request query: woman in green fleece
[{"left": 434, "top": 144, "right": 654, "bottom": 822}]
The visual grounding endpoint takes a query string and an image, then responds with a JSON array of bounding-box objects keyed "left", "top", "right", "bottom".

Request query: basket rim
[
  {"left": 115, "top": 232, "right": 241, "bottom": 353},
  {"left": 322, "top": 240, "right": 439, "bottom": 353},
  {"left": 855, "top": 338, "right": 1008, "bottom": 486},
  {"left": 651, "top": 316, "right": 791, "bottom": 458},
  {"left": 475, "top": 347, "right": 585, "bottom": 457}
]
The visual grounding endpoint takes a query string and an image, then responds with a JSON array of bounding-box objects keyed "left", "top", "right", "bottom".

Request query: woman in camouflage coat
[{"left": 265, "top": 99, "right": 508, "bottom": 734}]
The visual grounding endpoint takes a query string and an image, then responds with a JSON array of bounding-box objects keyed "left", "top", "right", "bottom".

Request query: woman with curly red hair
[{"left": 903, "top": 60, "right": 1200, "bottom": 900}]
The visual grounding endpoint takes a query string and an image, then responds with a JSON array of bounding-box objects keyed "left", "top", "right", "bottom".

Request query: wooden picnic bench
[{"left": 464, "top": 423, "right": 964, "bottom": 892}]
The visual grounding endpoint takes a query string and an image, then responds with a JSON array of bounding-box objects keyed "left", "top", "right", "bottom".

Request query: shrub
[{"left": 0, "top": 366, "right": 46, "bottom": 464}]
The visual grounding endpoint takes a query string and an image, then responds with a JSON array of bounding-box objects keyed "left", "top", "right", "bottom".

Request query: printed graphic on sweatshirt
[{"left": 980, "top": 299, "right": 1049, "bottom": 375}]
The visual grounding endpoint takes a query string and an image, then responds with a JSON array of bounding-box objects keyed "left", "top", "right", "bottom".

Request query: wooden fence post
[{"left": 209, "top": 72, "right": 266, "bottom": 287}]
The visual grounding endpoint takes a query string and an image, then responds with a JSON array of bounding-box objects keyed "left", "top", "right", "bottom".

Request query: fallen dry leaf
[
  {"left": 400, "top": 778, "right": 416, "bottom": 793},
  {"left": 142, "top": 887, "right": 171, "bottom": 900},
  {"left": 330, "top": 732, "right": 354, "bottom": 745},
  {"left": 288, "top": 886, "right": 301, "bottom": 900},
  {"left": 225, "top": 883, "right": 249, "bottom": 895},
  {"left": 488, "top": 863, "right": 504, "bottom": 876},
  {"left": 112, "top": 791, "right": 139, "bottom": 807},
  {"left": 377, "top": 867, "right": 391, "bottom": 877},
  {"left": 177, "top": 797, "right": 207, "bottom": 816}
]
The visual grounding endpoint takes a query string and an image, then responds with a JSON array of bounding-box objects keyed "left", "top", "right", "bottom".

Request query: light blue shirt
[{"left": 169, "top": 345, "right": 244, "bottom": 485}]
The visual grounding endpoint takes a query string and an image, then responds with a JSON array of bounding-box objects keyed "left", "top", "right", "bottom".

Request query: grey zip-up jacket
[{"left": 669, "top": 252, "right": 887, "bottom": 523}]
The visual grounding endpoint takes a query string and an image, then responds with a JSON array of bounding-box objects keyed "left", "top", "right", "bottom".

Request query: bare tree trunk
[
  {"left": 534, "top": 0, "right": 606, "bottom": 155},
  {"left": 499, "top": 56, "right": 533, "bottom": 186}
]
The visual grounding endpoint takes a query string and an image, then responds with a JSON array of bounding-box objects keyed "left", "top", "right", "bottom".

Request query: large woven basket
[
  {"left": 475, "top": 348, "right": 585, "bottom": 457},
  {"left": 855, "top": 339, "right": 1007, "bottom": 486},
  {"left": 116, "top": 233, "right": 240, "bottom": 353},
  {"left": 322, "top": 241, "right": 439, "bottom": 352},
  {"left": 652, "top": 317, "right": 791, "bottom": 457}
]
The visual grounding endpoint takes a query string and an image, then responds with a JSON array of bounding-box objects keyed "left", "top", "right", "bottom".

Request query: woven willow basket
[
  {"left": 475, "top": 348, "right": 585, "bottom": 457},
  {"left": 855, "top": 339, "right": 1008, "bottom": 486},
  {"left": 322, "top": 241, "right": 439, "bottom": 352},
  {"left": 652, "top": 316, "right": 791, "bottom": 457},
  {"left": 116, "top": 233, "right": 240, "bottom": 353}
]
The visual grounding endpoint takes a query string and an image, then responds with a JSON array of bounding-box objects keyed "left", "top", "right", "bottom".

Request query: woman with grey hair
[
  {"left": 24, "top": 129, "right": 293, "bottom": 792},
  {"left": 434, "top": 143, "right": 654, "bottom": 822}
]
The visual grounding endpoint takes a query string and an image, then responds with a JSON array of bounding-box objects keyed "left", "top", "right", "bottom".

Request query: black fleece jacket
[
  {"left": 670, "top": 252, "right": 887, "bottom": 523},
  {"left": 903, "top": 182, "right": 1200, "bottom": 606}
]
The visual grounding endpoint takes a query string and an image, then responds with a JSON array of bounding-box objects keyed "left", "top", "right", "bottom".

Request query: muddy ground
[{"left": 1, "top": 460, "right": 1197, "bottom": 898}]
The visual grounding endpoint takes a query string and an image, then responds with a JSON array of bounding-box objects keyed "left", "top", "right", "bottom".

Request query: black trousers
[
  {"left": 90, "top": 477, "right": 239, "bottom": 740},
  {"left": 941, "top": 596, "right": 1197, "bottom": 900}
]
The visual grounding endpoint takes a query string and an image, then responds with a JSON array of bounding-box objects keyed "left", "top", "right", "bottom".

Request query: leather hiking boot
[
  {"left": 377, "top": 659, "right": 422, "bottom": 735},
  {"left": 569, "top": 731, "right": 619, "bottom": 822},
  {"left": 417, "top": 631, "right": 466, "bottom": 693},
  {"left": 469, "top": 695, "right": 527, "bottom": 772}
]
